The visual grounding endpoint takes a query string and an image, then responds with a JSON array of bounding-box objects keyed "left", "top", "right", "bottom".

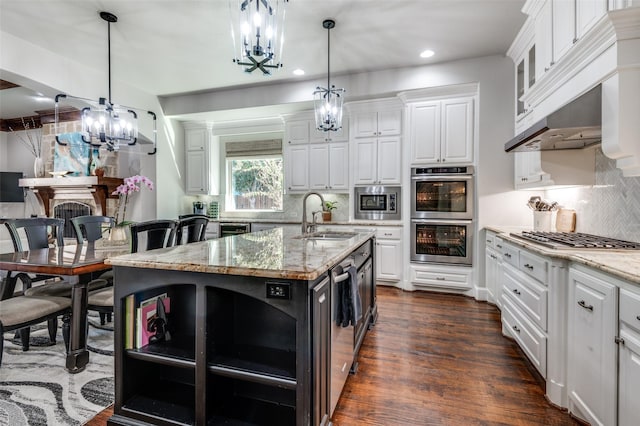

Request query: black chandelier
[{"left": 313, "top": 19, "right": 345, "bottom": 132}]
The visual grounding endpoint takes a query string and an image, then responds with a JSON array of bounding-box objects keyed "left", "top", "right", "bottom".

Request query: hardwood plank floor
[{"left": 85, "top": 286, "right": 581, "bottom": 426}]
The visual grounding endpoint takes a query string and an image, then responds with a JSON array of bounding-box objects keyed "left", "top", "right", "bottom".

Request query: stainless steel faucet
[{"left": 301, "top": 192, "right": 326, "bottom": 234}]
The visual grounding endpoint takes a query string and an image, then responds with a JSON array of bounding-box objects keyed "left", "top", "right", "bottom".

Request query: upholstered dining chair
[
  {"left": 130, "top": 220, "right": 178, "bottom": 253},
  {"left": 176, "top": 215, "right": 209, "bottom": 245},
  {"left": 71, "top": 215, "right": 116, "bottom": 325}
]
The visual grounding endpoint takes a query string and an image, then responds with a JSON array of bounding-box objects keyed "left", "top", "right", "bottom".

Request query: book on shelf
[
  {"left": 136, "top": 294, "right": 171, "bottom": 349},
  {"left": 124, "top": 292, "right": 170, "bottom": 350}
]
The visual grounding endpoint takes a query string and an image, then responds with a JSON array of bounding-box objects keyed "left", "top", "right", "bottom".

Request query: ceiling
[{"left": 0, "top": 0, "right": 526, "bottom": 120}]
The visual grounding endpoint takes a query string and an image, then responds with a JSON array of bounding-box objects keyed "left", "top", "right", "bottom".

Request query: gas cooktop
[{"left": 510, "top": 231, "right": 640, "bottom": 250}]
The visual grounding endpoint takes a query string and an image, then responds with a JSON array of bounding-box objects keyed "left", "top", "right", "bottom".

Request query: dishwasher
[{"left": 219, "top": 222, "right": 251, "bottom": 237}]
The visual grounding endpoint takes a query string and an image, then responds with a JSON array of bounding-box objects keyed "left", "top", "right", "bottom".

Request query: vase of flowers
[
  {"left": 110, "top": 175, "right": 154, "bottom": 241},
  {"left": 10, "top": 118, "right": 44, "bottom": 177}
]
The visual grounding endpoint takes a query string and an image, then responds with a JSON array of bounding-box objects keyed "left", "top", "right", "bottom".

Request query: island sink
[{"left": 294, "top": 231, "right": 358, "bottom": 241}]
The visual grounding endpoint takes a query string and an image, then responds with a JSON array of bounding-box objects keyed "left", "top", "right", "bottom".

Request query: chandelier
[
  {"left": 55, "top": 11, "right": 156, "bottom": 154},
  {"left": 313, "top": 19, "right": 345, "bottom": 132},
  {"left": 229, "top": 0, "right": 288, "bottom": 74}
]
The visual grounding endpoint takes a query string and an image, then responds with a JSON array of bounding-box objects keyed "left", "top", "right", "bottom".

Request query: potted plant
[{"left": 323, "top": 200, "right": 338, "bottom": 222}]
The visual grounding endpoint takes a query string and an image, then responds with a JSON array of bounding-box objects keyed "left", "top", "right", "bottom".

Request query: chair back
[
  {"left": 176, "top": 215, "right": 209, "bottom": 245},
  {"left": 4, "top": 218, "right": 65, "bottom": 252},
  {"left": 70, "top": 215, "right": 115, "bottom": 243},
  {"left": 130, "top": 220, "right": 177, "bottom": 253}
]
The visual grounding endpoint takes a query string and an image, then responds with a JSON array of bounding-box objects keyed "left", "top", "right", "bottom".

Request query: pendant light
[
  {"left": 230, "top": 0, "right": 288, "bottom": 75},
  {"left": 55, "top": 11, "right": 156, "bottom": 154},
  {"left": 314, "top": 19, "right": 345, "bottom": 132}
]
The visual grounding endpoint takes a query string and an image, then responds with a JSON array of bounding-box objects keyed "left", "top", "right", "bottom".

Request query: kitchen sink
[{"left": 294, "top": 231, "right": 358, "bottom": 241}]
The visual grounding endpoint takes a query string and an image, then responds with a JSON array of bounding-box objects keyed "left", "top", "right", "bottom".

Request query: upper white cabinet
[
  {"left": 508, "top": 18, "right": 537, "bottom": 126},
  {"left": 408, "top": 97, "right": 474, "bottom": 165},
  {"left": 352, "top": 110, "right": 401, "bottom": 138},
  {"left": 185, "top": 124, "right": 219, "bottom": 195},
  {"left": 284, "top": 113, "right": 350, "bottom": 192},
  {"left": 552, "top": 0, "right": 577, "bottom": 64}
]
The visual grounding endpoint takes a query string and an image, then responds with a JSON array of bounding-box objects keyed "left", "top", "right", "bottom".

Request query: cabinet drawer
[
  {"left": 503, "top": 265, "right": 548, "bottom": 331},
  {"left": 485, "top": 230, "right": 497, "bottom": 249},
  {"left": 500, "top": 243, "right": 519, "bottom": 268},
  {"left": 411, "top": 266, "right": 471, "bottom": 290},
  {"left": 501, "top": 295, "right": 547, "bottom": 377},
  {"left": 620, "top": 288, "right": 640, "bottom": 332},
  {"left": 376, "top": 227, "right": 401, "bottom": 240},
  {"left": 519, "top": 250, "right": 548, "bottom": 284}
]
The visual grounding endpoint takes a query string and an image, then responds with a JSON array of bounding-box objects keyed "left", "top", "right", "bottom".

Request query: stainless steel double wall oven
[{"left": 410, "top": 166, "right": 474, "bottom": 265}]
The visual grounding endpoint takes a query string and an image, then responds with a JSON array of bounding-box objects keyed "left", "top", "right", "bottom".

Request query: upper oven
[
  {"left": 354, "top": 186, "right": 401, "bottom": 221},
  {"left": 411, "top": 166, "right": 474, "bottom": 220}
]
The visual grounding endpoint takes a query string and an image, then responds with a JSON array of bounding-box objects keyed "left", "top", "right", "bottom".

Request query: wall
[{"left": 546, "top": 147, "right": 640, "bottom": 242}]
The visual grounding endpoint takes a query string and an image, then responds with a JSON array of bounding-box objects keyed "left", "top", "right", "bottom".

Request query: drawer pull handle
[
  {"left": 512, "top": 289, "right": 521, "bottom": 296},
  {"left": 512, "top": 325, "right": 521, "bottom": 333},
  {"left": 486, "top": 239, "right": 491, "bottom": 243},
  {"left": 436, "top": 277, "right": 446, "bottom": 281},
  {"left": 496, "top": 244, "right": 503, "bottom": 249},
  {"left": 637, "top": 315, "right": 640, "bottom": 321},
  {"left": 504, "top": 253, "right": 512, "bottom": 258},
  {"left": 578, "top": 300, "right": 594, "bottom": 311},
  {"left": 524, "top": 264, "right": 534, "bottom": 270}
]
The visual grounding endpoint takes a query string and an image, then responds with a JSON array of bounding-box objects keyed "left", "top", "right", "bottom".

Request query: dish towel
[{"left": 340, "top": 265, "right": 362, "bottom": 327}]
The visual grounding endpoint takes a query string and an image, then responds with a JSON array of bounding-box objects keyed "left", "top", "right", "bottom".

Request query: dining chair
[
  {"left": 71, "top": 215, "right": 116, "bottom": 325},
  {"left": 176, "top": 215, "right": 209, "bottom": 245},
  {"left": 130, "top": 220, "right": 178, "bottom": 253},
  {"left": 0, "top": 294, "right": 72, "bottom": 366}
]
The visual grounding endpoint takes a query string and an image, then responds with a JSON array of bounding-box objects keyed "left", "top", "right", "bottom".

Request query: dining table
[{"left": 0, "top": 242, "right": 128, "bottom": 373}]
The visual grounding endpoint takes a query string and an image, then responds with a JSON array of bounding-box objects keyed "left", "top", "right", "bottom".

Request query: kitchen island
[{"left": 105, "top": 227, "right": 376, "bottom": 426}]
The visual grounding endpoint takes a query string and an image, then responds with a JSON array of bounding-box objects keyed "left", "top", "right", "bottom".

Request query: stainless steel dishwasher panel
[{"left": 330, "top": 259, "right": 355, "bottom": 416}]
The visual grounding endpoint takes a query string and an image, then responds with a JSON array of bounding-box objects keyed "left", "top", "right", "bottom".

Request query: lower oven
[{"left": 410, "top": 219, "right": 474, "bottom": 265}]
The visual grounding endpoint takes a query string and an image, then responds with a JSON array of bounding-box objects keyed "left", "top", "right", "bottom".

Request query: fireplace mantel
[{"left": 19, "top": 176, "right": 124, "bottom": 217}]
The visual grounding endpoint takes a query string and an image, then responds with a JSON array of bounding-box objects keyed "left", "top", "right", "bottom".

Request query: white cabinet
[
  {"left": 205, "top": 222, "right": 219, "bottom": 239},
  {"left": 374, "top": 227, "right": 403, "bottom": 282},
  {"left": 285, "top": 144, "right": 309, "bottom": 192},
  {"left": 353, "top": 136, "right": 401, "bottom": 185},
  {"left": 352, "top": 110, "right": 401, "bottom": 138},
  {"left": 619, "top": 288, "right": 640, "bottom": 426},
  {"left": 308, "top": 143, "right": 349, "bottom": 191},
  {"left": 567, "top": 265, "right": 617, "bottom": 426},
  {"left": 408, "top": 97, "right": 474, "bottom": 165},
  {"left": 534, "top": 0, "right": 552, "bottom": 80},
  {"left": 410, "top": 263, "right": 472, "bottom": 291},
  {"left": 515, "top": 151, "right": 545, "bottom": 188},
  {"left": 552, "top": 0, "right": 576, "bottom": 64},
  {"left": 310, "top": 117, "right": 349, "bottom": 143},
  {"left": 485, "top": 230, "right": 500, "bottom": 305},
  {"left": 185, "top": 125, "right": 219, "bottom": 195},
  {"left": 285, "top": 120, "right": 311, "bottom": 145}
]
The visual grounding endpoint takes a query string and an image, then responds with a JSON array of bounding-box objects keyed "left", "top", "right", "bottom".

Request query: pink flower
[{"left": 112, "top": 175, "right": 154, "bottom": 225}]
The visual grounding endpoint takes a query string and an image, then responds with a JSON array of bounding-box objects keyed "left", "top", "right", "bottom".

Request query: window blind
[{"left": 225, "top": 139, "right": 282, "bottom": 157}]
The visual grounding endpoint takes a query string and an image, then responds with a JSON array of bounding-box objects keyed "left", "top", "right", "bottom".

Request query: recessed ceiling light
[
  {"left": 420, "top": 49, "right": 435, "bottom": 58},
  {"left": 293, "top": 69, "right": 305, "bottom": 76}
]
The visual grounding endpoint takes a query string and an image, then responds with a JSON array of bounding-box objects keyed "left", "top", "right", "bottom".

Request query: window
[{"left": 226, "top": 156, "right": 283, "bottom": 211}]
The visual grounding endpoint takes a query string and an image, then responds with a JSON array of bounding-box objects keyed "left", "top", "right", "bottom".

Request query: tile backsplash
[{"left": 546, "top": 148, "right": 640, "bottom": 242}]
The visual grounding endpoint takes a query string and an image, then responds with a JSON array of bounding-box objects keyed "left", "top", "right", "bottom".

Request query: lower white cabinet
[
  {"left": 374, "top": 227, "right": 403, "bottom": 282},
  {"left": 205, "top": 222, "right": 219, "bottom": 239},
  {"left": 485, "top": 230, "right": 501, "bottom": 305},
  {"left": 410, "top": 263, "right": 472, "bottom": 291},
  {"left": 619, "top": 288, "right": 640, "bottom": 426},
  {"left": 567, "top": 265, "right": 618, "bottom": 426}
]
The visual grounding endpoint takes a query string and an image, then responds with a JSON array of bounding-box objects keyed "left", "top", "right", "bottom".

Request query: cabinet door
[
  {"left": 309, "top": 144, "right": 330, "bottom": 190},
  {"left": 552, "top": 0, "right": 576, "bottom": 63},
  {"left": 377, "top": 109, "right": 402, "bottom": 136},
  {"left": 409, "top": 101, "right": 440, "bottom": 164},
  {"left": 313, "top": 116, "right": 349, "bottom": 143},
  {"left": 567, "top": 267, "right": 617, "bottom": 426},
  {"left": 353, "top": 138, "right": 377, "bottom": 185},
  {"left": 619, "top": 328, "right": 640, "bottom": 426},
  {"left": 376, "top": 239, "right": 402, "bottom": 281},
  {"left": 312, "top": 277, "right": 330, "bottom": 426},
  {"left": 186, "top": 150, "right": 208, "bottom": 194},
  {"left": 376, "top": 137, "right": 402, "bottom": 185},
  {"left": 441, "top": 97, "right": 474, "bottom": 164},
  {"left": 286, "top": 120, "right": 310, "bottom": 144},
  {"left": 515, "top": 151, "right": 544, "bottom": 188},
  {"left": 535, "top": 0, "right": 553, "bottom": 77},
  {"left": 285, "top": 144, "right": 309, "bottom": 192},
  {"left": 185, "top": 127, "right": 207, "bottom": 151},
  {"left": 353, "top": 112, "right": 379, "bottom": 138},
  {"left": 576, "top": 0, "right": 607, "bottom": 40},
  {"left": 328, "top": 143, "right": 349, "bottom": 191},
  {"left": 485, "top": 246, "right": 498, "bottom": 304}
]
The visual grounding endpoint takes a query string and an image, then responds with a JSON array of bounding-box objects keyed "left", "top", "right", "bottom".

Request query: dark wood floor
[{"left": 86, "top": 287, "right": 581, "bottom": 426}]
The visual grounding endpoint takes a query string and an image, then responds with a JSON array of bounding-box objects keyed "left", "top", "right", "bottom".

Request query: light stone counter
[
  {"left": 106, "top": 227, "right": 375, "bottom": 281},
  {"left": 485, "top": 225, "right": 640, "bottom": 285}
]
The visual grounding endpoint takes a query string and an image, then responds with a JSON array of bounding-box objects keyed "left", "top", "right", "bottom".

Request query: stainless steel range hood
[{"left": 505, "top": 85, "right": 602, "bottom": 153}]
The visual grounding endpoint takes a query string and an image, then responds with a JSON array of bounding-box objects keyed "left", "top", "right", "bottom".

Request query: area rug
[{"left": 0, "top": 315, "right": 114, "bottom": 426}]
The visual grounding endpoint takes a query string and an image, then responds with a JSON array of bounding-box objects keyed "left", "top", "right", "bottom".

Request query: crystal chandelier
[
  {"left": 55, "top": 11, "right": 156, "bottom": 154},
  {"left": 314, "top": 19, "right": 345, "bottom": 132},
  {"left": 230, "top": 0, "right": 288, "bottom": 74}
]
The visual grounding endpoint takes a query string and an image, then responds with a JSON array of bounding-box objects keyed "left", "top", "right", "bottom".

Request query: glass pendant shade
[
  {"left": 313, "top": 86, "right": 345, "bottom": 132},
  {"left": 230, "top": 0, "right": 288, "bottom": 74}
]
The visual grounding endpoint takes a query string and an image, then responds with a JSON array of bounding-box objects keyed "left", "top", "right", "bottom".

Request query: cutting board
[{"left": 556, "top": 208, "right": 576, "bottom": 232}]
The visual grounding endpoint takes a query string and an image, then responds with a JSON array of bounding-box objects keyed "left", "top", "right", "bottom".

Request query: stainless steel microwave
[{"left": 354, "top": 186, "right": 401, "bottom": 220}]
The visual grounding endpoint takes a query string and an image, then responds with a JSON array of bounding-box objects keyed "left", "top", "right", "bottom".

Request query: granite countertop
[
  {"left": 106, "top": 228, "right": 375, "bottom": 281},
  {"left": 211, "top": 218, "right": 403, "bottom": 227},
  {"left": 485, "top": 225, "right": 640, "bottom": 285}
]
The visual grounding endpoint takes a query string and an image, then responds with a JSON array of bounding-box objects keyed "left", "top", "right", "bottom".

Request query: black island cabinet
[{"left": 106, "top": 232, "right": 376, "bottom": 426}]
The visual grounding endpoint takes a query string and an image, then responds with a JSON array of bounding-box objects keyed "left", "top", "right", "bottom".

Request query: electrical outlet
[{"left": 266, "top": 282, "right": 291, "bottom": 299}]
